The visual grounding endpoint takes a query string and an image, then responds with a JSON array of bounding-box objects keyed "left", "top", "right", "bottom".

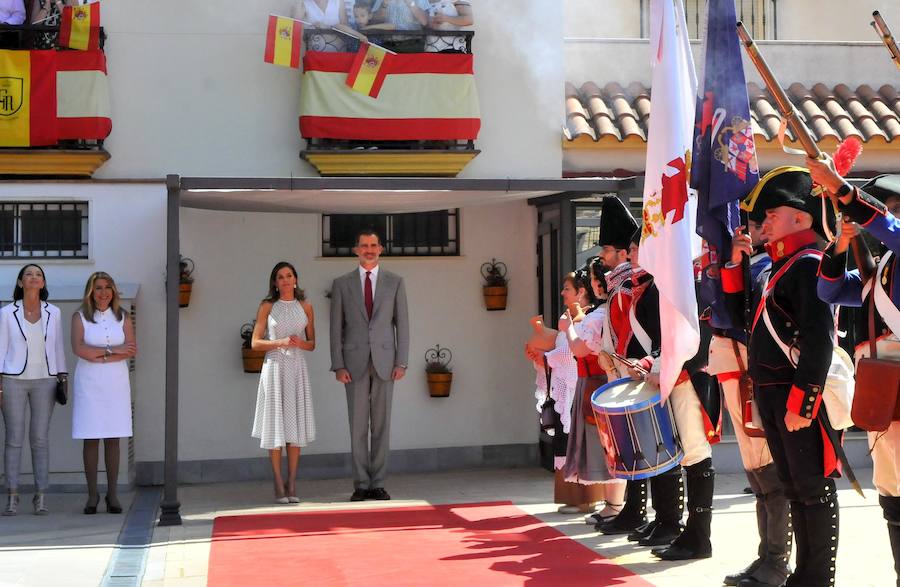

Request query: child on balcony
[{"left": 423, "top": 0, "right": 472, "bottom": 53}]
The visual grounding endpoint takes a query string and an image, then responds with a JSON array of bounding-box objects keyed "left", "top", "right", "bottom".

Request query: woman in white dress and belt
[
  {"left": 251, "top": 262, "right": 316, "bottom": 504},
  {"left": 71, "top": 272, "right": 136, "bottom": 515}
]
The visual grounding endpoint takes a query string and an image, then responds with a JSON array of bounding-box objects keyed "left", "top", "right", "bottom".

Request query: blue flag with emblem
[{"left": 691, "top": 0, "right": 760, "bottom": 331}]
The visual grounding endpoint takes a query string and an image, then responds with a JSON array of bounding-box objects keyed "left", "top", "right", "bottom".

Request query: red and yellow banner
[
  {"left": 0, "top": 50, "right": 57, "bottom": 147},
  {"left": 56, "top": 50, "right": 111, "bottom": 139},
  {"left": 346, "top": 43, "right": 391, "bottom": 98},
  {"left": 59, "top": 3, "right": 101, "bottom": 51},
  {"left": 264, "top": 15, "right": 302, "bottom": 69},
  {"left": 300, "top": 52, "right": 480, "bottom": 140}
]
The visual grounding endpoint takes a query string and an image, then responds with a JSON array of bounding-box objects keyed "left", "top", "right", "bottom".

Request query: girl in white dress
[
  {"left": 251, "top": 262, "right": 316, "bottom": 504},
  {"left": 71, "top": 272, "right": 136, "bottom": 515}
]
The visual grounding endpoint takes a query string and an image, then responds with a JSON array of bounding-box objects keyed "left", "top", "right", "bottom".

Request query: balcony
[
  {"left": 299, "top": 29, "right": 480, "bottom": 177},
  {"left": 0, "top": 23, "right": 110, "bottom": 178}
]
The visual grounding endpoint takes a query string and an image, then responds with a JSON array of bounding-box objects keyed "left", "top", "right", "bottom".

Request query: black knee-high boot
[
  {"left": 879, "top": 495, "right": 900, "bottom": 587},
  {"left": 597, "top": 478, "right": 647, "bottom": 534},
  {"left": 786, "top": 484, "right": 838, "bottom": 587},
  {"left": 783, "top": 501, "right": 808, "bottom": 587},
  {"left": 738, "top": 464, "right": 792, "bottom": 587},
  {"left": 653, "top": 457, "right": 714, "bottom": 560},
  {"left": 638, "top": 470, "right": 684, "bottom": 546},
  {"left": 724, "top": 469, "right": 767, "bottom": 586}
]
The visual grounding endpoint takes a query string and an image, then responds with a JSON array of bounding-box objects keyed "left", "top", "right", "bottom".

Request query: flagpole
[{"left": 331, "top": 26, "right": 398, "bottom": 55}]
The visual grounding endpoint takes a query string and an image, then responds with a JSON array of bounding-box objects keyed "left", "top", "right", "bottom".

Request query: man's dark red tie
[{"left": 365, "top": 271, "right": 374, "bottom": 319}]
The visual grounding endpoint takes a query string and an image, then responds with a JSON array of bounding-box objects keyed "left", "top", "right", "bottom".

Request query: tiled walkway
[{"left": 0, "top": 467, "right": 892, "bottom": 586}]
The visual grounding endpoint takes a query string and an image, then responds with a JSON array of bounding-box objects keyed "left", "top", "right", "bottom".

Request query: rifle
[
  {"left": 872, "top": 11, "right": 900, "bottom": 72},
  {"left": 736, "top": 22, "right": 876, "bottom": 281}
]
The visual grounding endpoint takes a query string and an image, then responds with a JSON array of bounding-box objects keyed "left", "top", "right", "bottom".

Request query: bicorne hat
[
  {"left": 860, "top": 174, "right": 900, "bottom": 203},
  {"left": 598, "top": 196, "right": 638, "bottom": 250},
  {"left": 741, "top": 166, "right": 836, "bottom": 239}
]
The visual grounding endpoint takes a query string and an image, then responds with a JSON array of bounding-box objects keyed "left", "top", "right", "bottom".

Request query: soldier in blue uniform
[
  {"left": 723, "top": 166, "right": 841, "bottom": 587},
  {"left": 811, "top": 157, "right": 900, "bottom": 587}
]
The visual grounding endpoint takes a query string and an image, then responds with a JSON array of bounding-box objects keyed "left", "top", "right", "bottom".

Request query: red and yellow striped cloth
[
  {"left": 300, "top": 52, "right": 480, "bottom": 140},
  {"left": 0, "top": 49, "right": 111, "bottom": 147},
  {"left": 264, "top": 15, "right": 302, "bottom": 69},
  {"left": 59, "top": 3, "right": 101, "bottom": 51}
]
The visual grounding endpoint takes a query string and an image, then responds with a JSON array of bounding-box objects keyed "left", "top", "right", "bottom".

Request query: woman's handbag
[
  {"left": 851, "top": 293, "right": 900, "bottom": 432},
  {"left": 539, "top": 361, "right": 556, "bottom": 434},
  {"left": 55, "top": 375, "right": 68, "bottom": 405}
]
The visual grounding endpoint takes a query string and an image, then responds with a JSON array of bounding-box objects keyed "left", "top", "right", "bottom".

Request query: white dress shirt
[
  {"left": 358, "top": 265, "right": 379, "bottom": 300},
  {"left": 0, "top": 0, "right": 25, "bottom": 24}
]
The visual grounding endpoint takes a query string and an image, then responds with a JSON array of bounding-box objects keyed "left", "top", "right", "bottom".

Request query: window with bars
[
  {"left": 0, "top": 202, "right": 89, "bottom": 258},
  {"left": 322, "top": 210, "right": 459, "bottom": 257},
  {"left": 641, "top": 0, "right": 775, "bottom": 40}
]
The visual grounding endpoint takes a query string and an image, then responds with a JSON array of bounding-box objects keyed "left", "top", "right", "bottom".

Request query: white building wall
[
  {"left": 0, "top": 182, "right": 168, "bottom": 471},
  {"left": 178, "top": 200, "right": 539, "bottom": 462},
  {"left": 98, "top": 0, "right": 563, "bottom": 180}
]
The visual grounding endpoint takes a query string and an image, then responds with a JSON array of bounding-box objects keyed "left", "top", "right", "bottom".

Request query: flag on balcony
[
  {"left": 639, "top": 0, "right": 699, "bottom": 400},
  {"left": 691, "top": 0, "right": 759, "bottom": 332},
  {"left": 0, "top": 50, "right": 57, "bottom": 147},
  {"left": 346, "top": 42, "right": 392, "bottom": 98},
  {"left": 264, "top": 15, "right": 302, "bottom": 69},
  {"left": 59, "top": 2, "right": 101, "bottom": 51},
  {"left": 300, "top": 52, "right": 480, "bottom": 140},
  {"left": 56, "top": 50, "right": 111, "bottom": 140}
]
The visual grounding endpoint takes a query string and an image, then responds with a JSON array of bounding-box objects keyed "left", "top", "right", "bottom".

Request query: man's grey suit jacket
[{"left": 330, "top": 268, "right": 409, "bottom": 381}]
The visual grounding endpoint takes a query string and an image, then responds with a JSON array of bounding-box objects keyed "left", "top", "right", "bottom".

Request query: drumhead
[{"left": 591, "top": 377, "right": 661, "bottom": 413}]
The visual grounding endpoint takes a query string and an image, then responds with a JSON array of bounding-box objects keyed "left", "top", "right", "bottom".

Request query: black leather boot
[
  {"left": 598, "top": 478, "right": 647, "bottom": 534},
  {"left": 653, "top": 458, "right": 713, "bottom": 560},
  {"left": 785, "top": 485, "right": 838, "bottom": 587},
  {"left": 783, "top": 501, "right": 807, "bottom": 587},
  {"left": 738, "top": 464, "right": 791, "bottom": 587},
  {"left": 879, "top": 495, "right": 900, "bottom": 587},
  {"left": 724, "top": 469, "right": 766, "bottom": 586},
  {"left": 639, "top": 470, "right": 684, "bottom": 547}
]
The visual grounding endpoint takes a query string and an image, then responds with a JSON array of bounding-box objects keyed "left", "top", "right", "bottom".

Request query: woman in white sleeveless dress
[
  {"left": 251, "top": 262, "right": 316, "bottom": 504},
  {"left": 71, "top": 272, "right": 136, "bottom": 515},
  {"left": 294, "top": 0, "right": 347, "bottom": 52}
]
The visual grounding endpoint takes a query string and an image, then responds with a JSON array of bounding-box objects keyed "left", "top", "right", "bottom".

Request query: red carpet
[{"left": 207, "top": 501, "right": 654, "bottom": 586}]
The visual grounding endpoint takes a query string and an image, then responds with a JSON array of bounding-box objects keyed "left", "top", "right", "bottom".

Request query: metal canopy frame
[{"left": 158, "top": 174, "right": 633, "bottom": 526}]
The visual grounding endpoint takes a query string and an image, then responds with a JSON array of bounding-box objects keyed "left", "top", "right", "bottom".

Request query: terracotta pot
[
  {"left": 179, "top": 282, "right": 192, "bottom": 308},
  {"left": 426, "top": 372, "right": 452, "bottom": 397},
  {"left": 241, "top": 347, "right": 266, "bottom": 373},
  {"left": 483, "top": 285, "right": 508, "bottom": 311}
]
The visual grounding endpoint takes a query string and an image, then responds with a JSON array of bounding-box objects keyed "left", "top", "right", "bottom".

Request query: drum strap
[{"left": 628, "top": 301, "right": 653, "bottom": 357}]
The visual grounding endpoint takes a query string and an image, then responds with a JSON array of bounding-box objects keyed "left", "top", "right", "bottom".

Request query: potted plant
[
  {"left": 481, "top": 258, "right": 508, "bottom": 311},
  {"left": 240, "top": 320, "right": 266, "bottom": 373},
  {"left": 179, "top": 256, "right": 195, "bottom": 308},
  {"left": 425, "top": 344, "right": 453, "bottom": 398}
]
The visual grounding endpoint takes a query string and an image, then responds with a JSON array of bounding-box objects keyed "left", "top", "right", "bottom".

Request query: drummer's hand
[
  {"left": 784, "top": 410, "right": 813, "bottom": 432},
  {"left": 645, "top": 373, "right": 660, "bottom": 388},
  {"left": 626, "top": 364, "right": 643, "bottom": 381},
  {"left": 558, "top": 311, "right": 572, "bottom": 332}
]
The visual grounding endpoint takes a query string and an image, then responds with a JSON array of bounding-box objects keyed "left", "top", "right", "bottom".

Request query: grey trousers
[
  {"left": 1, "top": 376, "right": 56, "bottom": 492},
  {"left": 345, "top": 362, "right": 393, "bottom": 490}
]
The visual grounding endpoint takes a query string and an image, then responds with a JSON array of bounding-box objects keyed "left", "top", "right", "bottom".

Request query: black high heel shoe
[
  {"left": 105, "top": 495, "right": 123, "bottom": 514},
  {"left": 83, "top": 494, "right": 100, "bottom": 515}
]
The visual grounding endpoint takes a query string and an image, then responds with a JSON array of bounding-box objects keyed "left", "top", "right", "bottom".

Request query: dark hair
[
  {"left": 264, "top": 262, "right": 306, "bottom": 303},
  {"left": 564, "top": 267, "right": 598, "bottom": 308},
  {"left": 589, "top": 257, "right": 608, "bottom": 295},
  {"left": 13, "top": 264, "right": 49, "bottom": 301},
  {"left": 356, "top": 228, "right": 383, "bottom": 246},
  {"left": 354, "top": 0, "right": 375, "bottom": 10}
]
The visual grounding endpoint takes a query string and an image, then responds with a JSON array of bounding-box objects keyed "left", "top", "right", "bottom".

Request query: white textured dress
[
  {"left": 72, "top": 309, "right": 133, "bottom": 439},
  {"left": 252, "top": 300, "right": 316, "bottom": 449}
]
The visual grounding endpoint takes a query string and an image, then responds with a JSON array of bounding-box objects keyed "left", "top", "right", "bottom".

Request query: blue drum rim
[
  {"left": 591, "top": 376, "right": 660, "bottom": 414},
  {"left": 612, "top": 454, "right": 683, "bottom": 480}
]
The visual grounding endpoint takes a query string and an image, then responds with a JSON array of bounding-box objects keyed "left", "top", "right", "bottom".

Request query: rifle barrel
[{"left": 872, "top": 11, "right": 900, "bottom": 71}]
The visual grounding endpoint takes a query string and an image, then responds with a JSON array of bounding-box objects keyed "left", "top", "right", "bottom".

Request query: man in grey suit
[{"left": 330, "top": 229, "right": 409, "bottom": 501}]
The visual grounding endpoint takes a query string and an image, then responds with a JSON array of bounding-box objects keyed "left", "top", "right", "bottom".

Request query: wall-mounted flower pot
[
  {"left": 241, "top": 348, "right": 266, "bottom": 373},
  {"left": 426, "top": 372, "right": 453, "bottom": 397},
  {"left": 179, "top": 282, "right": 192, "bottom": 308},
  {"left": 482, "top": 285, "right": 508, "bottom": 311}
]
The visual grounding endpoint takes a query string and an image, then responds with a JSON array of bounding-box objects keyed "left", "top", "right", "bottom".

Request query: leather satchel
[
  {"left": 851, "top": 292, "right": 900, "bottom": 431},
  {"left": 539, "top": 361, "right": 556, "bottom": 433},
  {"left": 734, "top": 339, "right": 766, "bottom": 438}
]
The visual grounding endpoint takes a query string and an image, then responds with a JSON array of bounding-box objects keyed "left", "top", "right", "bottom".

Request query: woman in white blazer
[{"left": 0, "top": 264, "right": 67, "bottom": 516}]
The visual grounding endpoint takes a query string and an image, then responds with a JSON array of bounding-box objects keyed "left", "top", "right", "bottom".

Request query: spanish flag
[
  {"left": 264, "top": 15, "right": 302, "bottom": 69},
  {"left": 0, "top": 50, "right": 57, "bottom": 147},
  {"left": 346, "top": 42, "right": 392, "bottom": 98},
  {"left": 59, "top": 3, "right": 101, "bottom": 51}
]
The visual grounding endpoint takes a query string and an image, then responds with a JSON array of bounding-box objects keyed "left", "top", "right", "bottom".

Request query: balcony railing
[
  {"left": 0, "top": 23, "right": 107, "bottom": 51},
  {"left": 303, "top": 28, "right": 474, "bottom": 54}
]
